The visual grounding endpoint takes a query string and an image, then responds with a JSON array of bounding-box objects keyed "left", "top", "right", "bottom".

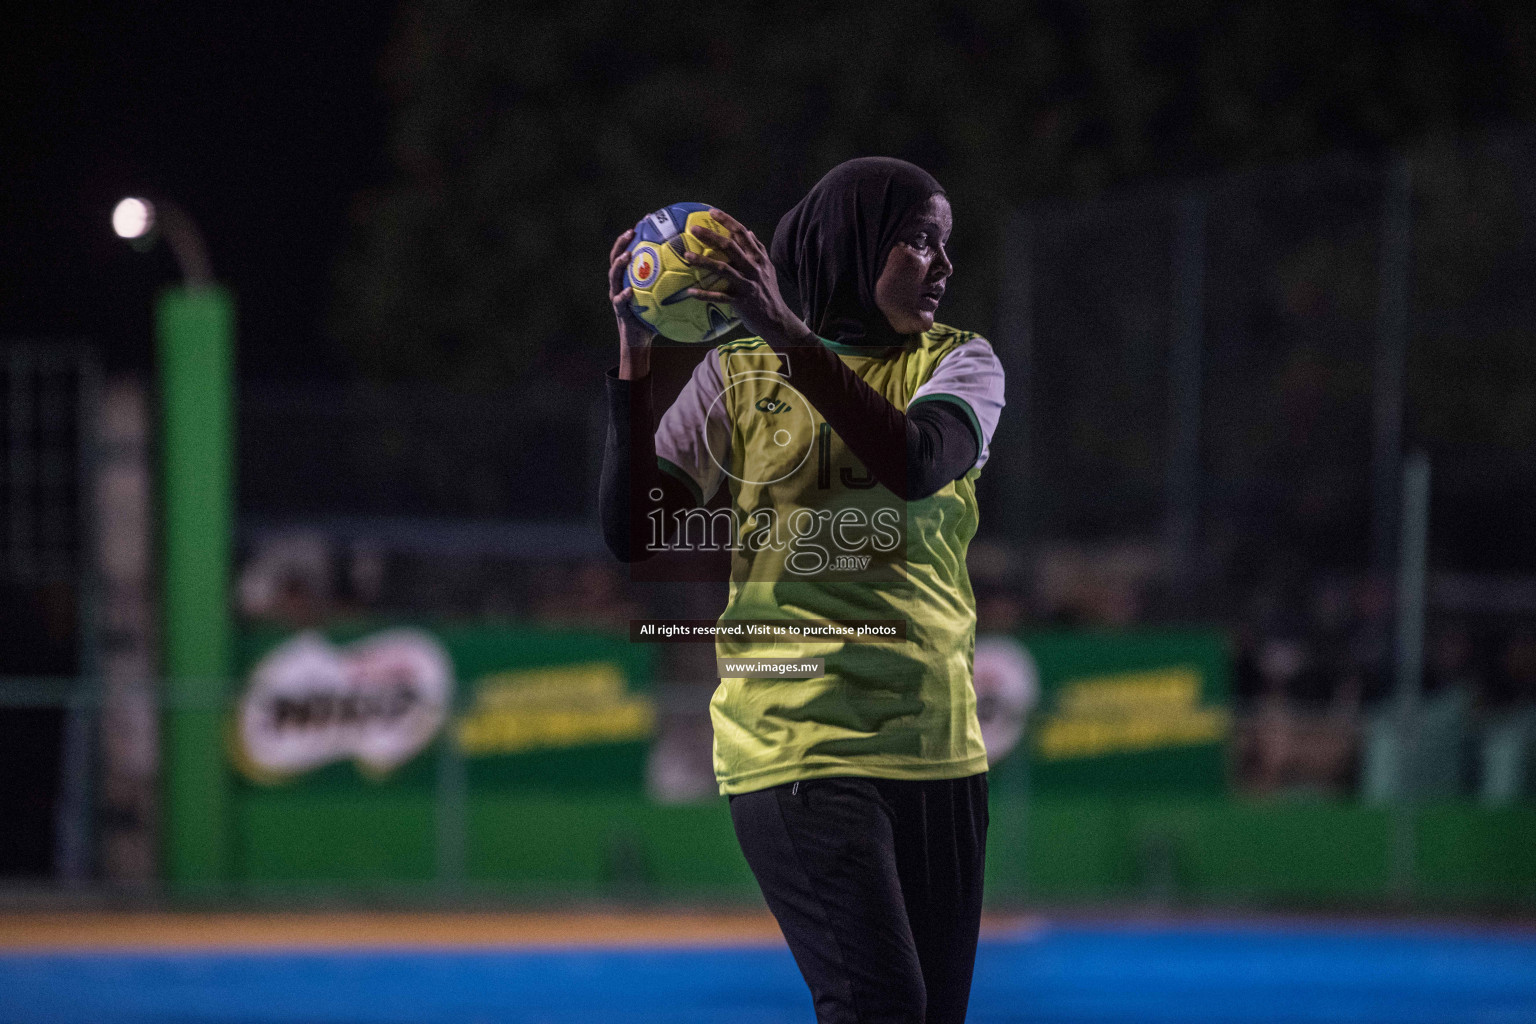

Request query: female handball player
[{"left": 600, "top": 156, "right": 1005, "bottom": 1024}]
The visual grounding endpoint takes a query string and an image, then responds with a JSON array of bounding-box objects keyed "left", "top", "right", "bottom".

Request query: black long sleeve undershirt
[
  {"left": 600, "top": 354, "right": 978, "bottom": 564},
  {"left": 771, "top": 339, "right": 977, "bottom": 501},
  {"left": 599, "top": 366, "right": 695, "bottom": 563}
]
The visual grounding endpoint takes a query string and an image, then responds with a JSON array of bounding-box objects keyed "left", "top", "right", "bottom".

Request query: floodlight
[{"left": 112, "top": 197, "right": 155, "bottom": 240}]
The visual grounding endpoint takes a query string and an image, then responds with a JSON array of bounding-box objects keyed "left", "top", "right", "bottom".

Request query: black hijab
[{"left": 770, "top": 156, "right": 946, "bottom": 349}]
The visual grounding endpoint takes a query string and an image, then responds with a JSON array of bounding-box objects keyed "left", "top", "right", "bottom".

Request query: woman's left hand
[{"left": 684, "top": 210, "right": 816, "bottom": 348}]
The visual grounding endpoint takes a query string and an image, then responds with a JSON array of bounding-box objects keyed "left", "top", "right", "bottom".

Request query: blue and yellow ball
[{"left": 626, "top": 203, "right": 741, "bottom": 344}]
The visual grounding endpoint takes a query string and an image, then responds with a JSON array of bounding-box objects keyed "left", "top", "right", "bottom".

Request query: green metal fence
[{"left": 3, "top": 671, "right": 1533, "bottom": 911}]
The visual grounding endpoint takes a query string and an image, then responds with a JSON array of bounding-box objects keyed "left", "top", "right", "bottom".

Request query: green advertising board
[
  {"left": 1008, "top": 629, "right": 1231, "bottom": 793},
  {"left": 223, "top": 622, "right": 656, "bottom": 883},
  {"left": 169, "top": 623, "right": 1536, "bottom": 908},
  {"left": 203, "top": 623, "right": 1229, "bottom": 885},
  {"left": 234, "top": 622, "right": 656, "bottom": 791}
]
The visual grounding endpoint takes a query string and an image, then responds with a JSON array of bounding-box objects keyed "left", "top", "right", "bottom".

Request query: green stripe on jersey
[{"left": 657, "top": 455, "right": 704, "bottom": 507}]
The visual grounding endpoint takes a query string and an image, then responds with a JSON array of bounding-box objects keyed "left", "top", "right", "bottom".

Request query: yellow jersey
[{"left": 654, "top": 324, "right": 1005, "bottom": 794}]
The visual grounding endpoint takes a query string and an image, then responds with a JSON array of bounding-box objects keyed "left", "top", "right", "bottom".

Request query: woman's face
[{"left": 874, "top": 193, "right": 953, "bottom": 335}]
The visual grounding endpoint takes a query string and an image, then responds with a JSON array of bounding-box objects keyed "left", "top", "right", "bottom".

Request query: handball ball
[{"left": 626, "top": 203, "right": 741, "bottom": 344}]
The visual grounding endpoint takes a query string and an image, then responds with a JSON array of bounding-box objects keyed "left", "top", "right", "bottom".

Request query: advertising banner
[
  {"left": 221, "top": 623, "right": 1224, "bottom": 883},
  {"left": 235, "top": 623, "right": 655, "bottom": 791},
  {"left": 1000, "top": 629, "right": 1232, "bottom": 794}
]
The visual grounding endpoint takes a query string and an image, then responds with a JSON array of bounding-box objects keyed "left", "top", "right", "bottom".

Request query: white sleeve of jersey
[
  {"left": 909, "top": 336, "right": 1006, "bottom": 471},
  {"left": 654, "top": 350, "right": 732, "bottom": 505}
]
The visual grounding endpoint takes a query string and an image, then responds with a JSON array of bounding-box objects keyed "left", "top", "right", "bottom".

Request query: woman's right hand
[{"left": 611, "top": 228, "right": 656, "bottom": 379}]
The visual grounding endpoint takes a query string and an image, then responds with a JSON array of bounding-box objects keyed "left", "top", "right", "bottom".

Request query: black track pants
[{"left": 728, "top": 773, "right": 988, "bottom": 1024}]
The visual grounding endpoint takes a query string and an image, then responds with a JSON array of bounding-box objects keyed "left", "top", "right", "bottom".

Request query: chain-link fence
[
  {"left": 6, "top": 136, "right": 1536, "bottom": 901},
  {"left": 1, "top": 672, "right": 1533, "bottom": 909},
  {"left": 980, "top": 133, "right": 1536, "bottom": 802},
  {"left": 1008, "top": 133, "right": 1536, "bottom": 601},
  {"left": 1, "top": 344, "right": 102, "bottom": 885}
]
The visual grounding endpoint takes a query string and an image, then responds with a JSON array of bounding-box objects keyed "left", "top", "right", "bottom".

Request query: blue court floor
[{"left": 2, "top": 919, "right": 1534, "bottom": 1023}]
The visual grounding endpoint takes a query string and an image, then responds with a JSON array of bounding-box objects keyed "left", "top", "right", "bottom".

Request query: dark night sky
[{"left": 3, "top": 2, "right": 397, "bottom": 378}]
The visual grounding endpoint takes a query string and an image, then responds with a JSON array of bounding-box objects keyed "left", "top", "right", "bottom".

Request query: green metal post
[{"left": 158, "top": 284, "right": 235, "bottom": 889}]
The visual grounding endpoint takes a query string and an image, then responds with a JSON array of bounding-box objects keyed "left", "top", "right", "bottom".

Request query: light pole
[
  {"left": 115, "top": 195, "right": 234, "bottom": 891},
  {"left": 113, "top": 197, "right": 214, "bottom": 286}
]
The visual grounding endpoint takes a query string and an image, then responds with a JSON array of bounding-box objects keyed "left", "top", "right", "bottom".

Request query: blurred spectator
[
  {"left": 1230, "top": 625, "right": 1264, "bottom": 707},
  {"left": 1347, "top": 577, "right": 1394, "bottom": 706},
  {"left": 528, "top": 558, "right": 641, "bottom": 630},
  {"left": 1424, "top": 621, "right": 1481, "bottom": 700},
  {"left": 1031, "top": 541, "right": 1158, "bottom": 627},
  {"left": 976, "top": 585, "right": 1027, "bottom": 634},
  {"left": 970, "top": 540, "right": 1027, "bottom": 634},
  {"left": 0, "top": 580, "right": 76, "bottom": 675},
  {"left": 346, "top": 541, "right": 388, "bottom": 609},
  {"left": 1491, "top": 628, "right": 1536, "bottom": 708},
  {"left": 1234, "top": 602, "right": 1362, "bottom": 796},
  {"left": 237, "top": 532, "right": 335, "bottom": 625}
]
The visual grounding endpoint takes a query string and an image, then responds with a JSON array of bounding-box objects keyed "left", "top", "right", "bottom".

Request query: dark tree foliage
[{"left": 331, "top": 0, "right": 1536, "bottom": 390}]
